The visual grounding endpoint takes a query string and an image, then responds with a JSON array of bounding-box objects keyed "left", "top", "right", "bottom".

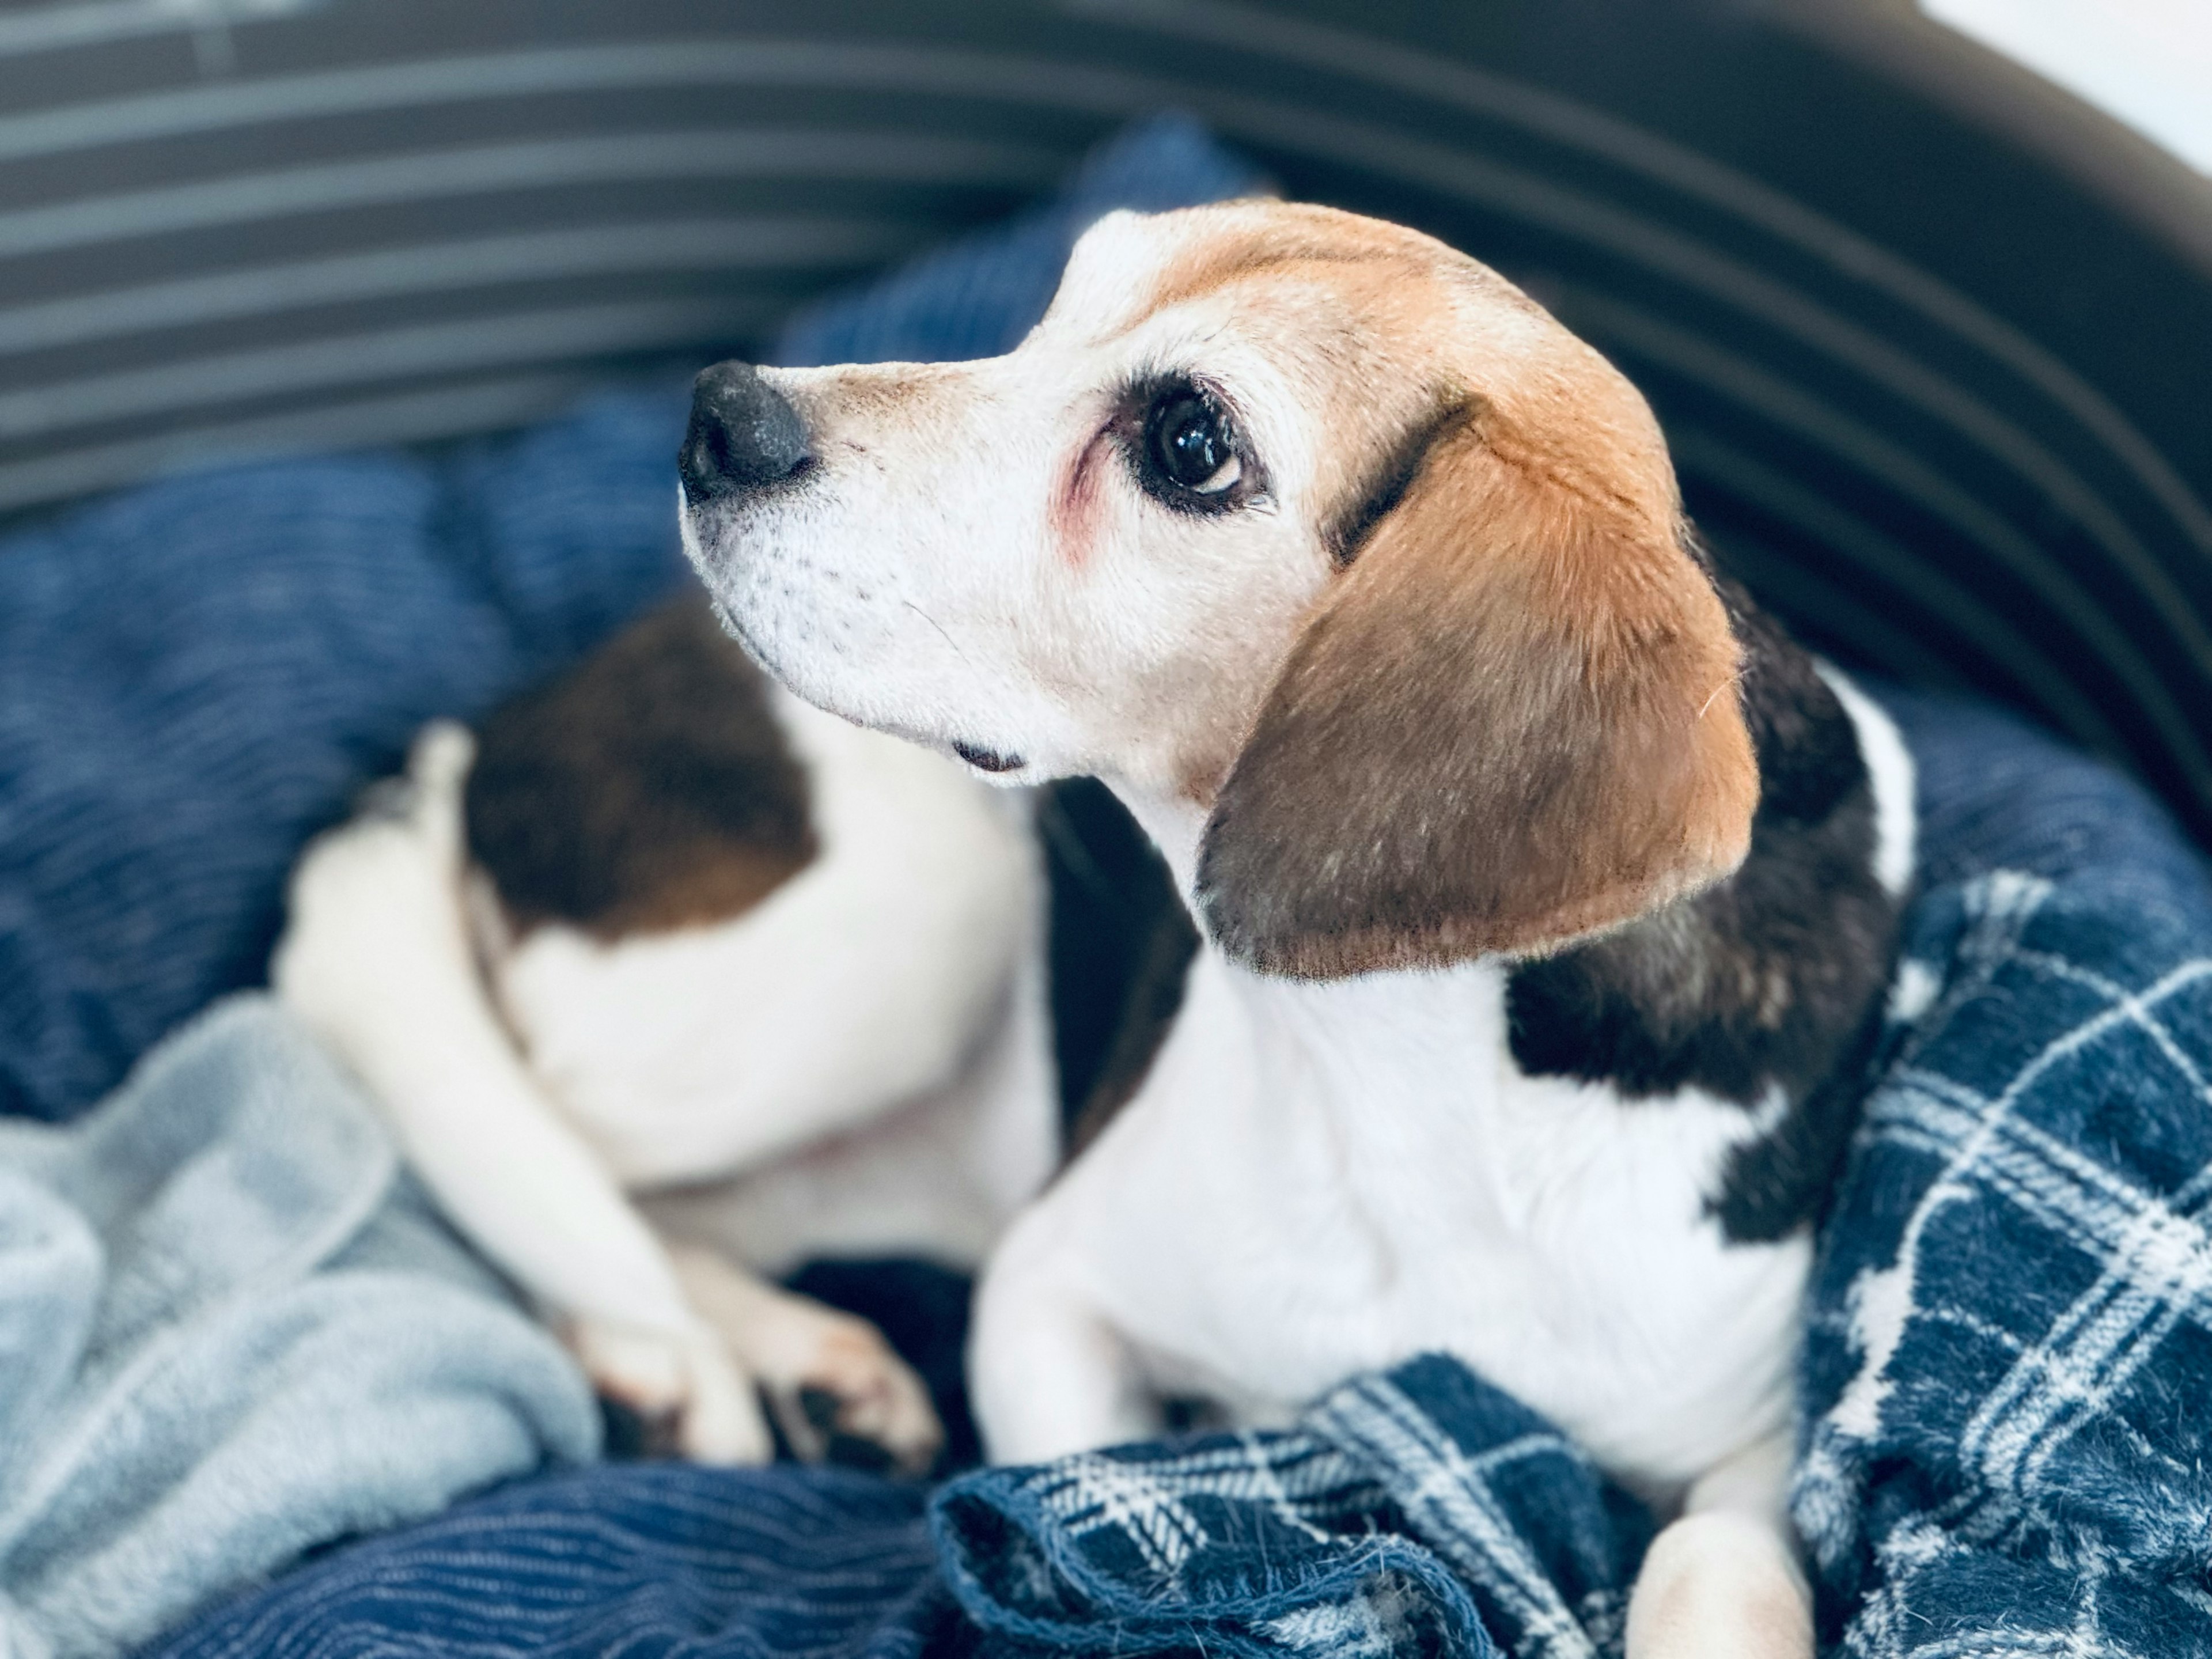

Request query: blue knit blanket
[
  {"left": 0, "top": 998, "right": 599, "bottom": 1659},
  {"left": 5, "top": 116, "right": 2211, "bottom": 1658}
]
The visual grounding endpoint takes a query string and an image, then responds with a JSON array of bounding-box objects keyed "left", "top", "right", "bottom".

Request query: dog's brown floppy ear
[{"left": 1195, "top": 400, "right": 1758, "bottom": 978}]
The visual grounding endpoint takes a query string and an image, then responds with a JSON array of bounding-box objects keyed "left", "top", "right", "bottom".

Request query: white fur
[
  {"left": 274, "top": 691, "right": 1057, "bottom": 1467},
  {"left": 970, "top": 798, "right": 1812, "bottom": 1493},
  {"left": 1818, "top": 661, "right": 1919, "bottom": 898},
  {"left": 680, "top": 204, "right": 1922, "bottom": 1658},
  {"left": 972, "top": 687, "right": 1908, "bottom": 1499},
  {"left": 491, "top": 688, "right": 1054, "bottom": 1246}
]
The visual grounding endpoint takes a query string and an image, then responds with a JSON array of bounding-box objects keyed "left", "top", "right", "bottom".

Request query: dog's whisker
[
  {"left": 903, "top": 598, "right": 979, "bottom": 673},
  {"left": 1697, "top": 672, "right": 1745, "bottom": 722}
]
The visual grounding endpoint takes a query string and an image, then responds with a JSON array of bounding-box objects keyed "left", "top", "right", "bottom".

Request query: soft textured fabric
[
  {"left": 1793, "top": 690, "right": 2212, "bottom": 1658},
  {"left": 153, "top": 692, "right": 2212, "bottom": 1659},
  {"left": 158, "top": 1357, "right": 1648, "bottom": 1659},
  {"left": 11, "top": 108, "right": 2212, "bottom": 1658},
  {"left": 0, "top": 994, "right": 599, "bottom": 1659},
  {"left": 934, "top": 1355, "right": 1651, "bottom": 1659},
  {"left": 147, "top": 1462, "right": 958, "bottom": 1659}
]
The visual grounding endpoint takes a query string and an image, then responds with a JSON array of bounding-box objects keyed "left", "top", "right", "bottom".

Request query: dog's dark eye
[{"left": 1141, "top": 384, "right": 1244, "bottom": 503}]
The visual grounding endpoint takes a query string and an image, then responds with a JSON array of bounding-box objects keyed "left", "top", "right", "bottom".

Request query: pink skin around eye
[{"left": 1052, "top": 426, "right": 1113, "bottom": 571}]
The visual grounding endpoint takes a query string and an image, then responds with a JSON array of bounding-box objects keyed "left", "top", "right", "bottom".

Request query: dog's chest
[{"left": 1067, "top": 953, "right": 1810, "bottom": 1491}]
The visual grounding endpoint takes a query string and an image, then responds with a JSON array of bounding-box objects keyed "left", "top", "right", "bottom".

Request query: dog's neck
[
  {"left": 1115, "top": 791, "right": 1209, "bottom": 909},
  {"left": 1113, "top": 785, "right": 1507, "bottom": 1021},
  {"left": 1117, "top": 774, "right": 1505, "bottom": 1082},
  {"left": 1092, "top": 782, "right": 1768, "bottom": 1255}
]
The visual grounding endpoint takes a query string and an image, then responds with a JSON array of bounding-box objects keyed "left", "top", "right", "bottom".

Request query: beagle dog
[
  {"left": 272, "top": 598, "right": 1059, "bottom": 1473},
  {"left": 677, "top": 200, "right": 1915, "bottom": 1658}
]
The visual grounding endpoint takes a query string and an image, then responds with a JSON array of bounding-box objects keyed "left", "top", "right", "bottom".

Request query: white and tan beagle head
[{"left": 680, "top": 199, "right": 1758, "bottom": 978}]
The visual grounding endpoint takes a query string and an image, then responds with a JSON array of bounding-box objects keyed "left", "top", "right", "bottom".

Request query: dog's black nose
[{"left": 680, "top": 360, "right": 811, "bottom": 502}]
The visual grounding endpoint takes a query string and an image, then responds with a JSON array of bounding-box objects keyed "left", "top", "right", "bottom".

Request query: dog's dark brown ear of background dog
[{"left": 463, "top": 601, "right": 819, "bottom": 943}]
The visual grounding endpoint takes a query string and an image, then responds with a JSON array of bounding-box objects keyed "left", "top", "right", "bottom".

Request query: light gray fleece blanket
[{"left": 0, "top": 995, "right": 600, "bottom": 1659}]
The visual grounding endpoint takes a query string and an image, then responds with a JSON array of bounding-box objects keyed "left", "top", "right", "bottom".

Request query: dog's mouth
[{"left": 952, "top": 739, "right": 1026, "bottom": 775}]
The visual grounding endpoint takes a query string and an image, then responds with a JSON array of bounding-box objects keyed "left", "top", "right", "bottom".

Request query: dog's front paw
[
  {"left": 565, "top": 1316, "right": 773, "bottom": 1465},
  {"left": 1625, "top": 1512, "right": 1813, "bottom": 1659},
  {"left": 669, "top": 1245, "right": 943, "bottom": 1476},
  {"left": 765, "top": 1313, "right": 944, "bottom": 1477}
]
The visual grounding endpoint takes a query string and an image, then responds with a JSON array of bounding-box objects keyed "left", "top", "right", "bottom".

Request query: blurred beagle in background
[
  {"left": 275, "top": 598, "right": 1058, "bottom": 1474},
  {"left": 679, "top": 199, "right": 1915, "bottom": 1659}
]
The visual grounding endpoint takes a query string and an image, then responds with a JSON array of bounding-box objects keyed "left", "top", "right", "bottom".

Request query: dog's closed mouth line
[{"left": 952, "top": 740, "right": 1025, "bottom": 774}]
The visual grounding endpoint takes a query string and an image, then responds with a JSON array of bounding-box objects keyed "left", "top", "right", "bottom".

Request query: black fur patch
[
  {"left": 1505, "top": 568, "right": 1904, "bottom": 1243},
  {"left": 464, "top": 597, "right": 816, "bottom": 938},
  {"left": 1041, "top": 777, "right": 1199, "bottom": 1156},
  {"left": 1320, "top": 398, "right": 1471, "bottom": 569}
]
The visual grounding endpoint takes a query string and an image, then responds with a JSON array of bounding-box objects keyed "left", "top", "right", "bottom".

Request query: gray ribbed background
[{"left": 2, "top": 0, "right": 2209, "bottom": 849}]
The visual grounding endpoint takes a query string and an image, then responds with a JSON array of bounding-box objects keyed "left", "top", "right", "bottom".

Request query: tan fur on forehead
[
  {"left": 1139, "top": 200, "right": 1501, "bottom": 315},
  {"left": 800, "top": 361, "right": 937, "bottom": 418},
  {"left": 1136, "top": 203, "right": 1679, "bottom": 566}
]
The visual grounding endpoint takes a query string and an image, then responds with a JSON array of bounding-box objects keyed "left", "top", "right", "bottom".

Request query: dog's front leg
[
  {"left": 1624, "top": 1432, "right": 1813, "bottom": 1659},
  {"left": 274, "top": 724, "right": 770, "bottom": 1463},
  {"left": 969, "top": 1244, "right": 1157, "bottom": 1462}
]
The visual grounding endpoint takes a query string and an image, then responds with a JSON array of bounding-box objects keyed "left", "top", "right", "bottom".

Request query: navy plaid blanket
[
  {"left": 934, "top": 1355, "right": 1652, "bottom": 1659},
  {"left": 1795, "top": 718, "right": 2212, "bottom": 1657}
]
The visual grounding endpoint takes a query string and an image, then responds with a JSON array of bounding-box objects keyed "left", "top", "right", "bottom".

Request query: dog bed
[{"left": 1, "top": 8, "right": 2209, "bottom": 1657}]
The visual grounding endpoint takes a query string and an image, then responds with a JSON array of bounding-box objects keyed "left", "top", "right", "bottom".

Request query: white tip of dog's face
[{"left": 675, "top": 343, "right": 1083, "bottom": 780}]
